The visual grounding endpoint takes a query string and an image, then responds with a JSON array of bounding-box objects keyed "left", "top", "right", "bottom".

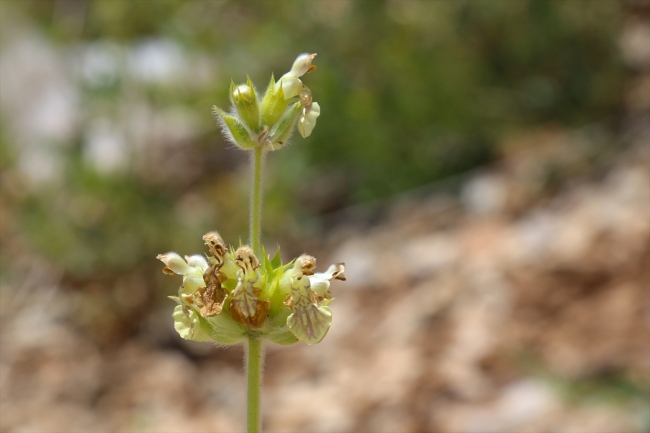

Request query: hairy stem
[
  {"left": 247, "top": 146, "right": 265, "bottom": 432},
  {"left": 250, "top": 146, "right": 264, "bottom": 256},
  {"left": 246, "top": 336, "right": 264, "bottom": 433}
]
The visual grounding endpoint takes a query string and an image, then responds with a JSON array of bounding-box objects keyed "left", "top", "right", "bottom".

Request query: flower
[
  {"left": 157, "top": 232, "right": 345, "bottom": 346},
  {"left": 277, "top": 53, "right": 317, "bottom": 99},
  {"left": 212, "top": 53, "right": 320, "bottom": 151},
  {"left": 156, "top": 252, "right": 208, "bottom": 297}
]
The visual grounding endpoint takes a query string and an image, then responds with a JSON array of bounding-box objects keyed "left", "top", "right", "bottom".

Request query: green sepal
[
  {"left": 265, "top": 301, "right": 298, "bottom": 345},
  {"left": 212, "top": 105, "right": 257, "bottom": 150},
  {"left": 267, "top": 102, "right": 302, "bottom": 150},
  {"left": 260, "top": 74, "right": 291, "bottom": 129},
  {"left": 266, "top": 326, "right": 299, "bottom": 346},
  {"left": 230, "top": 78, "right": 261, "bottom": 133},
  {"left": 201, "top": 307, "right": 247, "bottom": 345},
  {"left": 270, "top": 246, "right": 282, "bottom": 269}
]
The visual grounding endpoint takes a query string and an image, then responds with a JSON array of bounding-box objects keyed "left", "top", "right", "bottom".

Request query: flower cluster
[
  {"left": 212, "top": 53, "right": 320, "bottom": 151},
  {"left": 157, "top": 232, "right": 345, "bottom": 345}
]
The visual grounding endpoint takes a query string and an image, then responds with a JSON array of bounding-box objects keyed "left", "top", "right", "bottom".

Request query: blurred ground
[{"left": 1, "top": 128, "right": 649, "bottom": 432}]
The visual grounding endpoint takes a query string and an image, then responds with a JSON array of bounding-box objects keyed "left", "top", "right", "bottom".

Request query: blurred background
[{"left": 1, "top": 0, "right": 649, "bottom": 432}]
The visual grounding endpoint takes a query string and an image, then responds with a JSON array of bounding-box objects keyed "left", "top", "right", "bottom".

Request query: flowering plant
[{"left": 156, "top": 54, "right": 345, "bottom": 432}]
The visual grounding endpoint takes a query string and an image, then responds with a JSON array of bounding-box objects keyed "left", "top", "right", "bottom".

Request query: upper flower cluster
[
  {"left": 212, "top": 53, "right": 320, "bottom": 152},
  {"left": 157, "top": 231, "right": 345, "bottom": 345}
]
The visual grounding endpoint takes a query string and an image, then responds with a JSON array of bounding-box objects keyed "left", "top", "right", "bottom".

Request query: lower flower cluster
[{"left": 157, "top": 232, "right": 345, "bottom": 345}]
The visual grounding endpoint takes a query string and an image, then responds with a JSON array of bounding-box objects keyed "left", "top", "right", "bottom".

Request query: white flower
[
  {"left": 157, "top": 252, "right": 208, "bottom": 296},
  {"left": 308, "top": 262, "right": 345, "bottom": 298},
  {"left": 278, "top": 53, "right": 317, "bottom": 99}
]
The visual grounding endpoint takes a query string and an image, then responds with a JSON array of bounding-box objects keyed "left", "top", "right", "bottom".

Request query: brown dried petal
[
  {"left": 230, "top": 279, "right": 262, "bottom": 317},
  {"left": 230, "top": 298, "right": 270, "bottom": 328},
  {"left": 296, "top": 255, "right": 317, "bottom": 275},
  {"left": 203, "top": 231, "right": 227, "bottom": 261},
  {"left": 235, "top": 246, "right": 260, "bottom": 272},
  {"left": 192, "top": 263, "right": 228, "bottom": 317}
]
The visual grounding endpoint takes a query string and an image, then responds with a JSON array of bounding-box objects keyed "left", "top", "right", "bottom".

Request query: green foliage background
[{"left": 1, "top": 0, "right": 623, "bottom": 283}]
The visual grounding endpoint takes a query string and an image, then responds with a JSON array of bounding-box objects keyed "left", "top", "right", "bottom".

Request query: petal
[
  {"left": 309, "top": 276, "right": 330, "bottom": 298},
  {"left": 297, "top": 102, "right": 320, "bottom": 138},
  {"left": 185, "top": 254, "right": 209, "bottom": 272},
  {"left": 286, "top": 276, "right": 332, "bottom": 344},
  {"left": 289, "top": 53, "right": 317, "bottom": 77},
  {"left": 172, "top": 305, "right": 212, "bottom": 342},
  {"left": 157, "top": 252, "right": 191, "bottom": 275},
  {"left": 280, "top": 76, "right": 303, "bottom": 99},
  {"left": 308, "top": 262, "right": 345, "bottom": 298},
  {"left": 321, "top": 263, "right": 346, "bottom": 281},
  {"left": 229, "top": 277, "right": 269, "bottom": 328},
  {"left": 180, "top": 275, "right": 205, "bottom": 295},
  {"left": 231, "top": 279, "right": 259, "bottom": 318}
]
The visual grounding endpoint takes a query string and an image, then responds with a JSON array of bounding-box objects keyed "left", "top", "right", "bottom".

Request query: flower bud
[{"left": 230, "top": 78, "right": 261, "bottom": 133}]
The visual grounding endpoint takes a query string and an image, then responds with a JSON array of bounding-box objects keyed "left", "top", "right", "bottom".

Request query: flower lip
[
  {"left": 157, "top": 252, "right": 191, "bottom": 275},
  {"left": 289, "top": 53, "right": 317, "bottom": 78}
]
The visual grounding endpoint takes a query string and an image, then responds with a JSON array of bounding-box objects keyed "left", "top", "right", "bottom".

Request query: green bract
[
  {"left": 212, "top": 53, "right": 320, "bottom": 151},
  {"left": 157, "top": 231, "right": 345, "bottom": 346}
]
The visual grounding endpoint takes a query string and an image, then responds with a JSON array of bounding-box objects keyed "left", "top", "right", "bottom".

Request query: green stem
[
  {"left": 246, "top": 336, "right": 264, "bottom": 433},
  {"left": 250, "top": 146, "right": 264, "bottom": 256},
  {"left": 247, "top": 146, "right": 265, "bottom": 432}
]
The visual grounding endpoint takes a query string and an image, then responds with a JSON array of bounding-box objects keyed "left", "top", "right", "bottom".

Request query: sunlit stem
[{"left": 246, "top": 336, "right": 264, "bottom": 433}]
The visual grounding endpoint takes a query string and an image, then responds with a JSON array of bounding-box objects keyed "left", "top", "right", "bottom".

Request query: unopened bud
[{"left": 230, "top": 78, "right": 261, "bottom": 132}]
